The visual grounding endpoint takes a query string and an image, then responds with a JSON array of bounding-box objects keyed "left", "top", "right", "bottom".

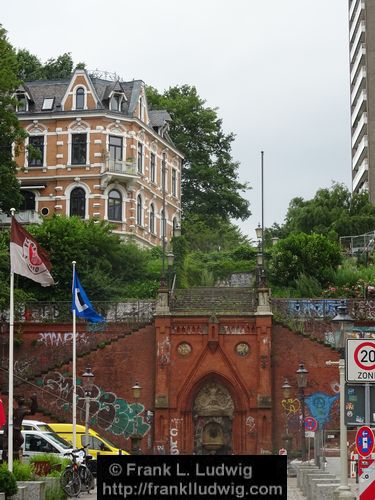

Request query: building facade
[
  {"left": 349, "top": 0, "right": 375, "bottom": 200},
  {"left": 12, "top": 69, "right": 183, "bottom": 247}
]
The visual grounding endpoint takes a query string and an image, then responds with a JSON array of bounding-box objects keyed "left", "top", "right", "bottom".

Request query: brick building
[{"left": 11, "top": 69, "right": 183, "bottom": 247}]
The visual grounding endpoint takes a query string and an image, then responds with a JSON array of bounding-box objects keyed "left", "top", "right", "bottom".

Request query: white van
[{"left": 0, "top": 429, "right": 79, "bottom": 460}]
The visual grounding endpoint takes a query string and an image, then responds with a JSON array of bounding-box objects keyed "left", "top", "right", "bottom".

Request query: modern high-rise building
[{"left": 349, "top": 0, "right": 375, "bottom": 201}]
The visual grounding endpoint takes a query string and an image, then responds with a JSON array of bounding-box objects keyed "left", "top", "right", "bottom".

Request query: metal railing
[{"left": 13, "top": 300, "right": 156, "bottom": 323}]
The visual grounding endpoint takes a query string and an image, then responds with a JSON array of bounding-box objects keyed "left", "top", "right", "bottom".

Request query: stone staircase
[{"left": 170, "top": 287, "right": 257, "bottom": 314}]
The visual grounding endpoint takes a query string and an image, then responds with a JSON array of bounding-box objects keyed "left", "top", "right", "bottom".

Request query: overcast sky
[{"left": 2, "top": 0, "right": 351, "bottom": 239}]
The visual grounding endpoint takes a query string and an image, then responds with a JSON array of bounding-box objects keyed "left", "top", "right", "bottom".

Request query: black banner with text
[{"left": 97, "top": 455, "right": 287, "bottom": 499}]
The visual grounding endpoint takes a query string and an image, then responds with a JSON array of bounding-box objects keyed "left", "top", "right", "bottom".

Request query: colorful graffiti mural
[{"left": 41, "top": 372, "right": 151, "bottom": 439}]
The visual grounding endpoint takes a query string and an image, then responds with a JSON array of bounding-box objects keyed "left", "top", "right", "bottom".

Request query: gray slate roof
[{"left": 17, "top": 72, "right": 171, "bottom": 136}]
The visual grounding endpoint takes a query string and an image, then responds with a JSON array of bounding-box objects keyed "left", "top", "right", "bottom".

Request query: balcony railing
[
  {"left": 104, "top": 158, "right": 138, "bottom": 176},
  {"left": 0, "top": 210, "right": 42, "bottom": 226}
]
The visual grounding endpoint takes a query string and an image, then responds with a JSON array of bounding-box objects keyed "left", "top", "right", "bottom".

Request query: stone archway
[{"left": 193, "top": 381, "right": 234, "bottom": 455}]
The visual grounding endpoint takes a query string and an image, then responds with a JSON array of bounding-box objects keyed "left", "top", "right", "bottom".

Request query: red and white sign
[
  {"left": 359, "top": 458, "right": 375, "bottom": 477},
  {"left": 360, "top": 460, "right": 375, "bottom": 500},
  {"left": 304, "top": 416, "right": 318, "bottom": 432},
  {"left": 278, "top": 448, "right": 287, "bottom": 455},
  {"left": 347, "top": 339, "right": 375, "bottom": 382}
]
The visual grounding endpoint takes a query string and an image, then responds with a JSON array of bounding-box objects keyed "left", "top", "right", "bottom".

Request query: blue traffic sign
[{"left": 356, "top": 425, "right": 375, "bottom": 458}]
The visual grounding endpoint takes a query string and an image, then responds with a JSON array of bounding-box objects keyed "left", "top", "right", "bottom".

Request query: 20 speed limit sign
[{"left": 346, "top": 339, "right": 375, "bottom": 382}]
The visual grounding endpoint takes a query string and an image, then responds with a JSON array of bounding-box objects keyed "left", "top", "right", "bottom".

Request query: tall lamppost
[
  {"left": 131, "top": 382, "right": 142, "bottom": 455},
  {"left": 82, "top": 367, "right": 95, "bottom": 450},
  {"left": 282, "top": 378, "right": 292, "bottom": 459},
  {"left": 296, "top": 362, "right": 308, "bottom": 461},
  {"left": 327, "top": 304, "right": 355, "bottom": 499}
]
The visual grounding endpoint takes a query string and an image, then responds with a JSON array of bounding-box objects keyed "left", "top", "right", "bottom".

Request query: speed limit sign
[{"left": 347, "top": 339, "right": 375, "bottom": 382}]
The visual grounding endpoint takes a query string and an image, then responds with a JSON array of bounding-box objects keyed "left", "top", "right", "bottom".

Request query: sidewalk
[{"left": 287, "top": 477, "right": 307, "bottom": 499}]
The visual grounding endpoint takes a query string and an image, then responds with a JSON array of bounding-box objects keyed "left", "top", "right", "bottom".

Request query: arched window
[
  {"left": 20, "top": 191, "right": 35, "bottom": 211},
  {"left": 149, "top": 204, "right": 155, "bottom": 233},
  {"left": 136, "top": 195, "right": 142, "bottom": 226},
  {"left": 75, "top": 87, "right": 85, "bottom": 110},
  {"left": 108, "top": 189, "right": 122, "bottom": 221},
  {"left": 70, "top": 187, "right": 86, "bottom": 218}
]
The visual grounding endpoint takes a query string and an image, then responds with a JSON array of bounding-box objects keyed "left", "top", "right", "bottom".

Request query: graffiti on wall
[
  {"left": 245, "top": 416, "right": 256, "bottom": 433},
  {"left": 170, "top": 417, "right": 183, "bottom": 455},
  {"left": 281, "top": 398, "right": 300, "bottom": 416},
  {"left": 38, "top": 332, "right": 88, "bottom": 346},
  {"left": 158, "top": 336, "right": 171, "bottom": 366},
  {"left": 41, "top": 372, "right": 151, "bottom": 439},
  {"left": 305, "top": 391, "right": 339, "bottom": 429}
]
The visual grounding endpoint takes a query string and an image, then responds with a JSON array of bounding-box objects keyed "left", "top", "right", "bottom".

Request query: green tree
[
  {"left": 16, "top": 50, "right": 85, "bottom": 81},
  {"left": 20, "top": 216, "right": 153, "bottom": 301},
  {"left": 280, "top": 183, "right": 375, "bottom": 239},
  {"left": 147, "top": 85, "right": 250, "bottom": 223},
  {"left": 268, "top": 232, "right": 342, "bottom": 287},
  {"left": 0, "top": 25, "right": 24, "bottom": 213}
]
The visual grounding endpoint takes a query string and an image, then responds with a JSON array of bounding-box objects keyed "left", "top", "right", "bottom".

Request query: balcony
[
  {"left": 349, "top": 1, "right": 365, "bottom": 41},
  {"left": 0, "top": 210, "right": 43, "bottom": 226},
  {"left": 351, "top": 67, "right": 366, "bottom": 105},
  {"left": 351, "top": 89, "right": 367, "bottom": 126},
  {"left": 350, "top": 44, "right": 366, "bottom": 83},
  {"left": 352, "top": 158, "right": 368, "bottom": 192},
  {"left": 352, "top": 135, "right": 368, "bottom": 169},
  {"left": 101, "top": 158, "right": 139, "bottom": 187},
  {"left": 350, "top": 21, "right": 365, "bottom": 61},
  {"left": 352, "top": 112, "right": 367, "bottom": 147},
  {"left": 349, "top": 0, "right": 360, "bottom": 21}
]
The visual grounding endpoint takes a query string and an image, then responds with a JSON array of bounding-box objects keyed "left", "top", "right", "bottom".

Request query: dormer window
[
  {"left": 110, "top": 93, "right": 124, "bottom": 112},
  {"left": 15, "top": 93, "right": 28, "bottom": 112},
  {"left": 75, "top": 87, "right": 85, "bottom": 110}
]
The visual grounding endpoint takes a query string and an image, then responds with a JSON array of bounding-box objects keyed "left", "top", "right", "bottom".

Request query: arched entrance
[{"left": 193, "top": 381, "right": 234, "bottom": 455}]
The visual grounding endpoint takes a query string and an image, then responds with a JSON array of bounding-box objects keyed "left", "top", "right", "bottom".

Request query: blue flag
[{"left": 72, "top": 271, "right": 105, "bottom": 323}]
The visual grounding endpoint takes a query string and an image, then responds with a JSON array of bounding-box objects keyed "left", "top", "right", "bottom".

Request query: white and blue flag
[{"left": 72, "top": 271, "right": 105, "bottom": 323}]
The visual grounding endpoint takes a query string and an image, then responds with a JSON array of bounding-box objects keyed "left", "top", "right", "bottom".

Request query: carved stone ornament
[
  {"left": 177, "top": 342, "right": 192, "bottom": 356},
  {"left": 194, "top": 382, "right": 234, "bottom": 417},
  {"left": 235, "top": 342, "right": 249, "bottom": 357}
]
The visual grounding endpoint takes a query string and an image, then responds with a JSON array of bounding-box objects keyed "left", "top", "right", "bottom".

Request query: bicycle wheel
[
  {"left": 79, "top": 465, "right": 95, "bottom": 492},
  {"left": 60, "top": 467, "right": 81, "bottom": 497}
]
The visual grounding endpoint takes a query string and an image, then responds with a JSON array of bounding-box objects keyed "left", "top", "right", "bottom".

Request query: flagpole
[
  {"left": 8, "top": 210, "right": 15, "bottom": 471},
  {"left": 72, "top": 261, "right": 77, "bottom": 450}
]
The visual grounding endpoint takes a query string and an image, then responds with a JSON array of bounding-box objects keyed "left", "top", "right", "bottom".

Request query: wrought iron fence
[{"left": 271, "top": 298, "right": 375, "bottom": 320}]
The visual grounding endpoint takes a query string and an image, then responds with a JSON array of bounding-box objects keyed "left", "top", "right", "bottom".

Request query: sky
[{"left": 1, "top": 0, "right": 351, "bottom": 239}]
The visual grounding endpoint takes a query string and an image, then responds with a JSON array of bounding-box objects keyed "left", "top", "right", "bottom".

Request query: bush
[
  {"left": 0, "top": 463, "right": 18, "bottom": 498},
  {"left": 44, "top": 479, "right": 67, "bottom": 500},
  {"left": 12, "top": 460, "right": 35, "bottom": 481}
]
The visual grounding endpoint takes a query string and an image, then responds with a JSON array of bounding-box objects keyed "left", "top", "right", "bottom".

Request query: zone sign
[{"left": 347, "top": 339, "right": 375, "bottom": 382}]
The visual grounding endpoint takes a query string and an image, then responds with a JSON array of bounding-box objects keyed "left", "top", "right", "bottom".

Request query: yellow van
[{"left": 48, "top": 423, "right": 129, "bottom": 458}]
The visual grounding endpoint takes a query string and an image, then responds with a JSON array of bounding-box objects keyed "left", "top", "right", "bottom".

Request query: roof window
[{"left": 42, "top": 98, "right": 55, "bottom": 110}]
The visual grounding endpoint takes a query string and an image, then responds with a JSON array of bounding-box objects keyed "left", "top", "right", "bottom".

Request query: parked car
[
  {"left": 0, "top": 429, "right": 80, "bottom": 460},
  {"left": 48, "top": 423, "right": 129, "bottom": 458},
  {"left": 22, "top": 420, "right": 55, "bottom": 432}
]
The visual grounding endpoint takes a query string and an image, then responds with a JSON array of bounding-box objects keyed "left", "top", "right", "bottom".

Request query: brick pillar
[
  {"left": 154, "top": 306, "right": 171, "bottom": 453},
  {"left": 255, "top": 313, "right": 273, "bottom": 454}
]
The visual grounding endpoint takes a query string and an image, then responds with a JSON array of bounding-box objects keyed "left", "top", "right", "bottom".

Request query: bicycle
[{"left": 60, "top": 447, "right": 95, "bottom": 497}]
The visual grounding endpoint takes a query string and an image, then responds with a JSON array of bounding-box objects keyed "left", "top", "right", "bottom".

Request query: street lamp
[
  {"left": 296, "top": 362, "right": 308, "bottom": 461},
  {"left": 327, "top": 304, "right": 355, "bottom": 499},
  {"left": 282, "top": 378, "right": 292, "bottom": 458},
  {"left": 82, "top": 367, "right": 95, "bottom": 451},
  {"left": 131, "top": 382, "right": 142, "bottom": 454}
]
